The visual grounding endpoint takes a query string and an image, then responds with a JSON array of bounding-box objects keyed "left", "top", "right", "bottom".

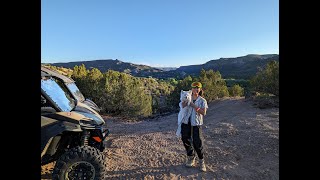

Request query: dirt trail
[{"left": 41, "top": 97, "right": 279, "bottom": 180}]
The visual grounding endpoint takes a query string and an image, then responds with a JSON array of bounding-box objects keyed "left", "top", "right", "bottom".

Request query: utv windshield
[
  {"left": 66, "top": 83, "right": 85, "bottom": 102},
  {"left": 41, "top": 77, "right": 75, "bottom": 112}
]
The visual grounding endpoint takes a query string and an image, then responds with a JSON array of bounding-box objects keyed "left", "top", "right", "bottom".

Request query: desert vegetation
[{"left": 44, "top": 59, "right": 279, "bottom": 117}]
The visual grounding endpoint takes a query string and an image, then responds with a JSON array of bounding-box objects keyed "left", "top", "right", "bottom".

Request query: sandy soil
[{"left": 41, "top": 97, "right": 279, "bottom": 180}]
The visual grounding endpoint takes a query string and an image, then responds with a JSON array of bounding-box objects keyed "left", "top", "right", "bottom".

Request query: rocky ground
[{"left": 41, "top": 97, "right": 279, "bottom": 180}]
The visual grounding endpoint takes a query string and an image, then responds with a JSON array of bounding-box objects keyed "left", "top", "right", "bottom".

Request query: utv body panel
[{"left": 41, "top": 117, "right": 82, "bottom": 155}]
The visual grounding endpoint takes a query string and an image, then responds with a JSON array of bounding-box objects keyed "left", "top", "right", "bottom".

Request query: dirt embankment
[{"left": 42, "top": 97, "right": 279, "bottom": 180}]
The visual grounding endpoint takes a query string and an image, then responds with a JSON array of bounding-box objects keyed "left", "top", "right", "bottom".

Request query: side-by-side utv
[{"left": 41, "top": 70, "right": 109, "bottom": 180}]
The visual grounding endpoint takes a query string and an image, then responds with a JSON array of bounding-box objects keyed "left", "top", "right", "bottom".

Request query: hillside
[
  {"left": 177, "top": 54, "right": 279, "bottom": 79},
  {"left": 41, "top": 97, "right": 279, "bottom": 179},
  {"left": 49, "top": 59, "right": 164, "bottom": 77},
  {"left": 46, "top": 54, "right": 279, "bottom": 79}
]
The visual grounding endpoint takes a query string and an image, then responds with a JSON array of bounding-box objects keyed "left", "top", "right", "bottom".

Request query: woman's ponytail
[{"left": 199, "top": 89, "right": 204, "bottom": 96}]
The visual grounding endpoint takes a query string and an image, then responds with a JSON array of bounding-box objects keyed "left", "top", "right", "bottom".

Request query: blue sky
[{"left": 41, "top": 0, "right": 279, "bottom": 67}]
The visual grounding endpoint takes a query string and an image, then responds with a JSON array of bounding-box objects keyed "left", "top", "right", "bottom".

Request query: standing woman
[{"left": 181, "top": 82, "right": 208, "bottom": 172}]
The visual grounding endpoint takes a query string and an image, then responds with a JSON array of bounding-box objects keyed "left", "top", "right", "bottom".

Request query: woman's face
[{"left": 192, "top": 87, "right": 201, "bottom": 95}]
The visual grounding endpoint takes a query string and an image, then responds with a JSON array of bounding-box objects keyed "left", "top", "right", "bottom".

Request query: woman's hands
[
  {"left": 182, "top": 101, "right": 196, "bottom": 109},
  {"left": 182, "top": 101, "right": 195, "bottom": 107},
  {"left": 189, "top": 101, "right": 196, "bottom": 108},
  {"left": 190, "top": 102, "right": 206, "bottom": 115},
  {"left": 182, "top": 101, "right": 206, "bottom": 115},
  {"left": 181, "top": 101, "right": 188, "bottom": 108}
]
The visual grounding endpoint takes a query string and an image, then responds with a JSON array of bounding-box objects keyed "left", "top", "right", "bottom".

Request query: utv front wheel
[{"left": 52, "top": 146, "right": 106, "bottom": 180}]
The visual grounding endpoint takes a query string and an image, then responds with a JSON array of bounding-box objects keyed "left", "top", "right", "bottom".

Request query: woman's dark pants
[{"left": 181, "top": 121, "right": 204, "bottom": 159}]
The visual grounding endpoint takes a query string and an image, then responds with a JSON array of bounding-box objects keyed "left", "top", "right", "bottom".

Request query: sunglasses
[{"left": 191, "top": 82, "right": 202, "bottom": 88}]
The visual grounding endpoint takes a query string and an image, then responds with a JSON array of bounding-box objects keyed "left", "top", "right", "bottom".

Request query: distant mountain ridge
[
  {"left": 176, "top": 54, "right": 279, "bottom": 79},
  {"left": 154, "top": 67, "right": 178, "bottom": 71},
  {"left": 50, "top": 59, "right": 164, "bottom": 77},
  {"left": 46, "top": 54, "right": 279, "bottom": 79}
]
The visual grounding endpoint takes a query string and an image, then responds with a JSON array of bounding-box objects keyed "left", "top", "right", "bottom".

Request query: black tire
[{"left": 52, "top": 146, "right": 106, "bottom": 180}]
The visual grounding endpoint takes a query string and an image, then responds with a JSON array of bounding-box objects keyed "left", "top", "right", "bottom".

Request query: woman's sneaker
[
  {"left": 199, "top": 159, "right": 206, "bottom": 172},
  {"left": 185, "top": 156, "right": 195, "bottom": 167}
]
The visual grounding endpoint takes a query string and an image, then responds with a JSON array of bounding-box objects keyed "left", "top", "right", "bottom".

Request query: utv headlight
[{"left": 80, "top": 118, "right": 97, "bottom": 126}]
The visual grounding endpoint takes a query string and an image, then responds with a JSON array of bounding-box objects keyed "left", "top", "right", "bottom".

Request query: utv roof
[
  {"left": 41, "top": 71, "right": 51, "bottom": 77},
  {"left": 41, "top": 66, "right": 75, "bottom": 83}
]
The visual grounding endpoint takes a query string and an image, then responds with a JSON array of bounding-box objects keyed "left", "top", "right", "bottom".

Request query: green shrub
[
  {"left": 250, "top": 61, "right": 279, "bottom": 96},
  {"left": 229, "top": 84, "right": 244, "bottom": 97}
]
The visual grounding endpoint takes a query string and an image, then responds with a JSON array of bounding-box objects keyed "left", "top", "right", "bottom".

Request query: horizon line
[{"left": 41, "top": 53, "right": 279, "bottom": 68}]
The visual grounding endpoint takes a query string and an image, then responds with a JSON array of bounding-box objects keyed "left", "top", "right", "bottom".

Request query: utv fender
[{"left": 41, "top": 116, "right": 82, "bottom": 154}]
